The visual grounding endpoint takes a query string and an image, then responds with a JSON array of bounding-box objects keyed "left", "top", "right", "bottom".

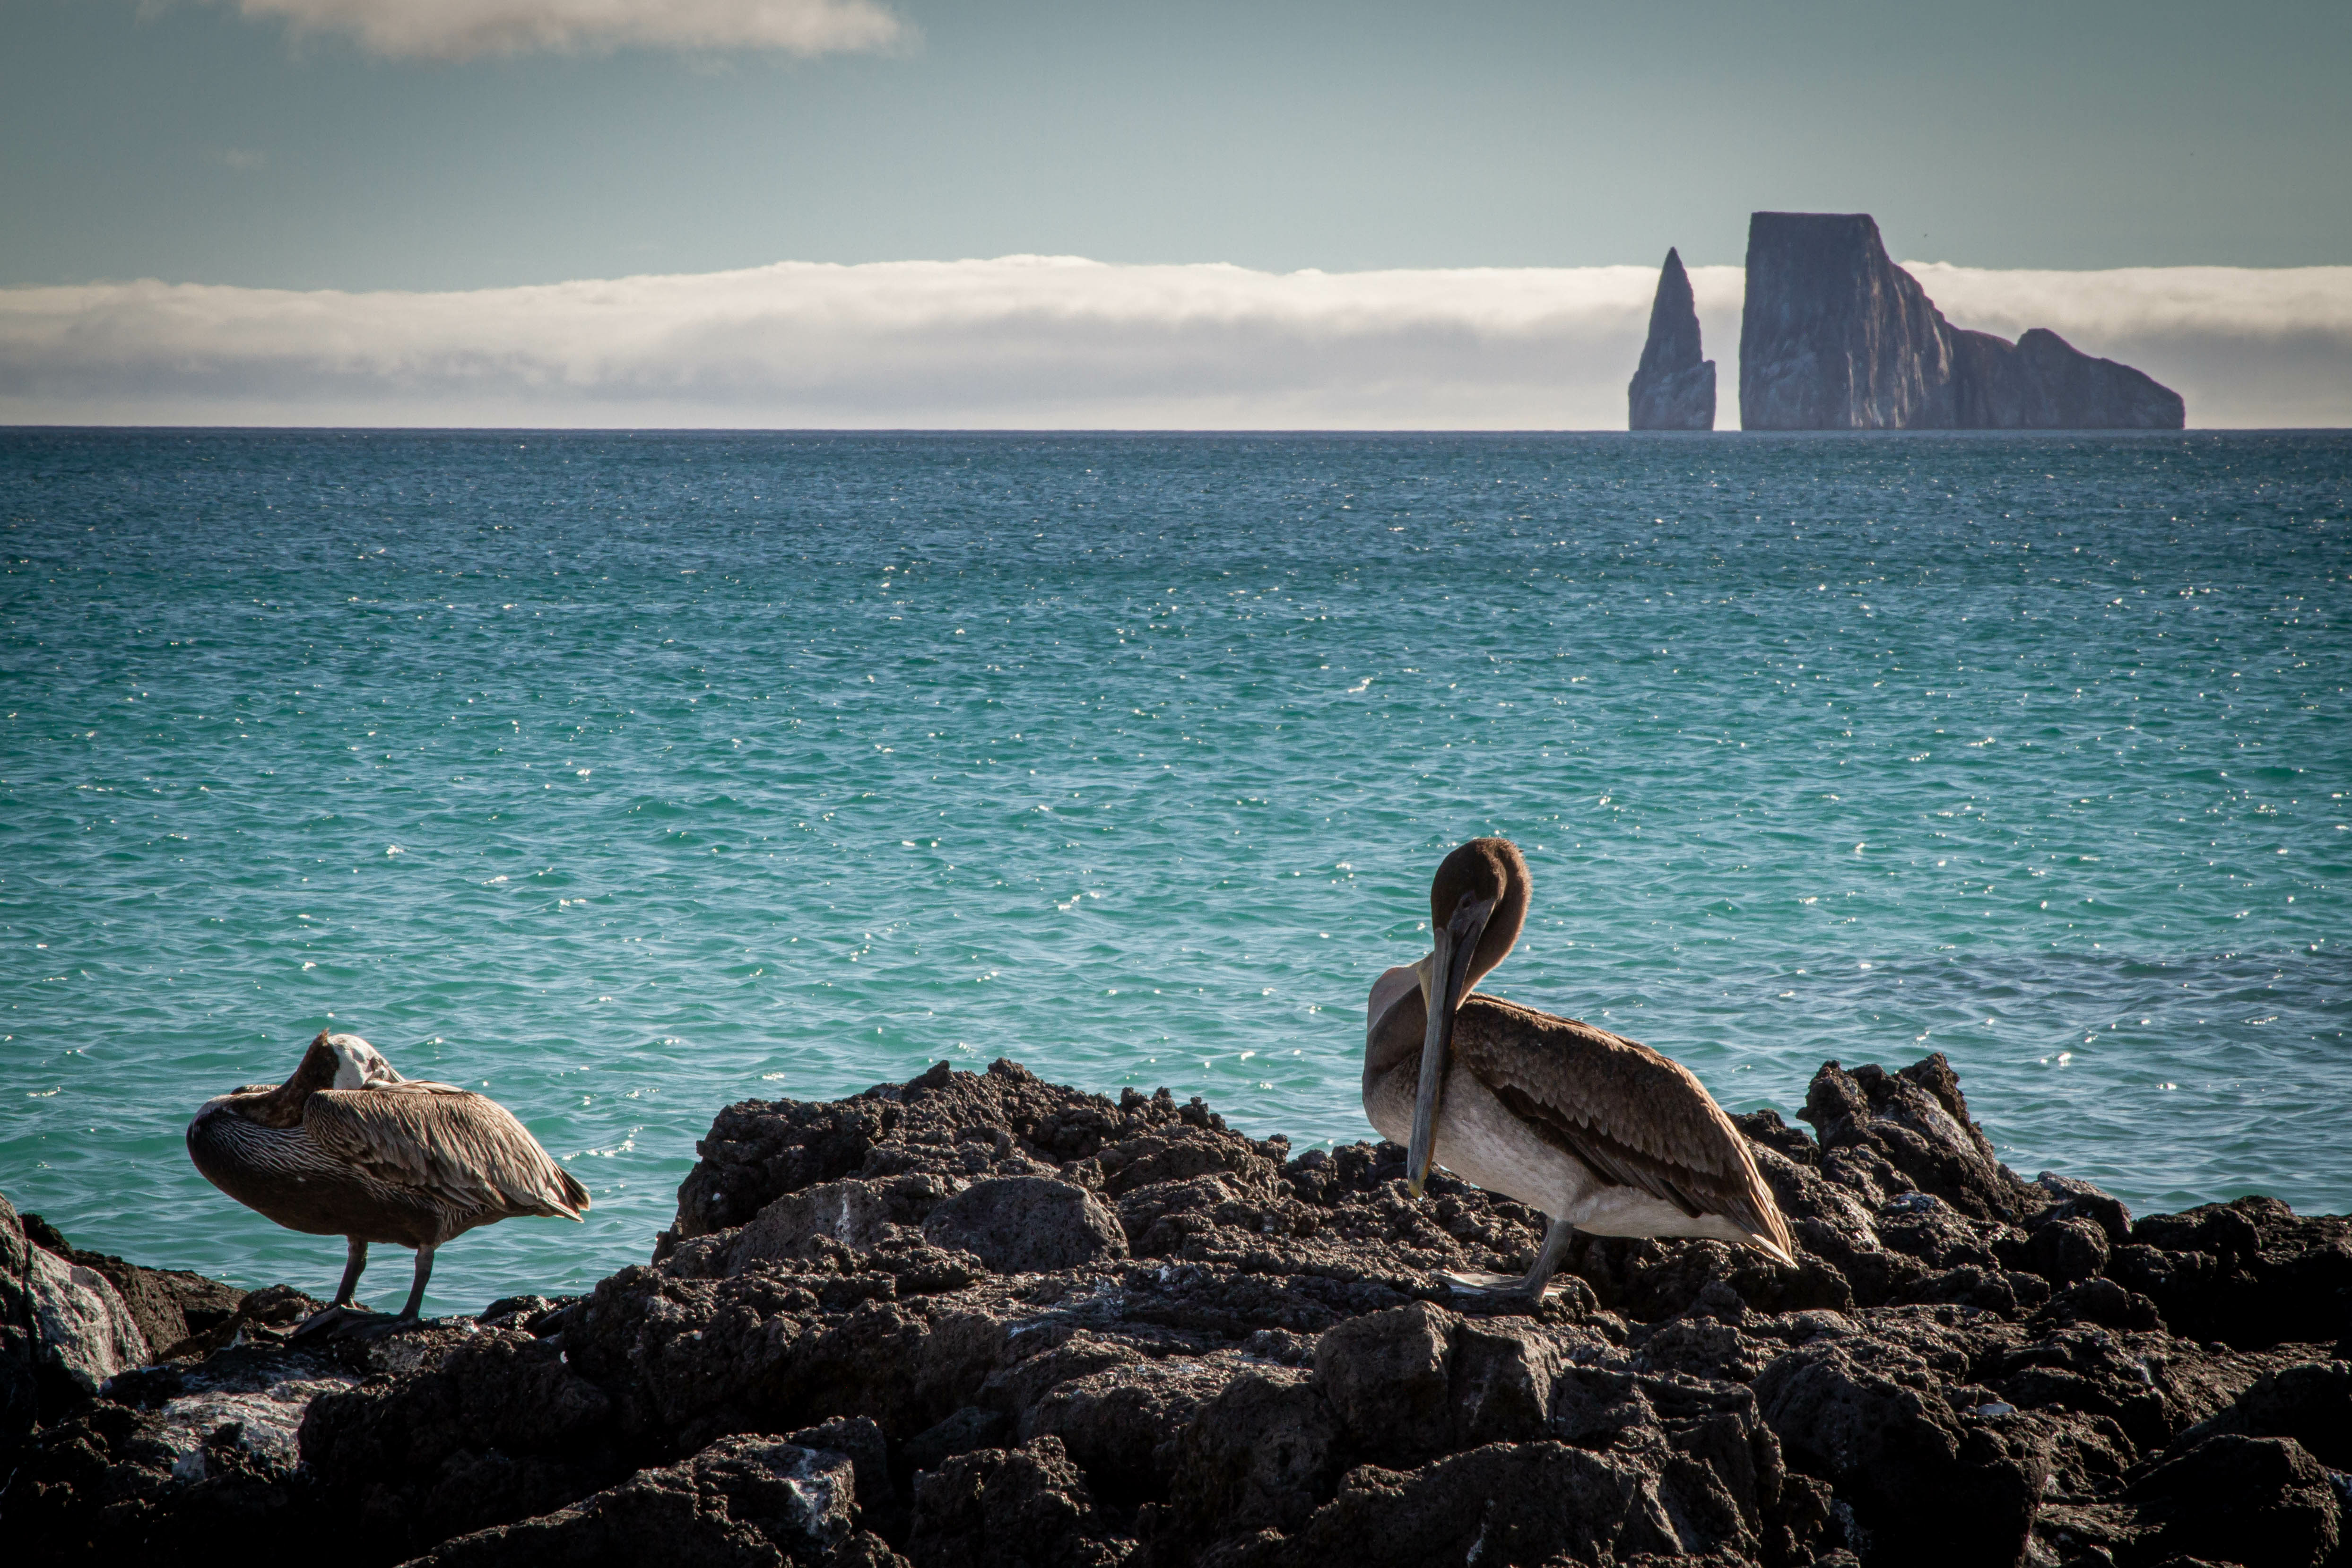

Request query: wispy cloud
[
  {"left": 1, "top": 256, "right": 2343, "bottom": 429},
  {"left": 220, "top": 0, "right": 909, "bottom": 61}
]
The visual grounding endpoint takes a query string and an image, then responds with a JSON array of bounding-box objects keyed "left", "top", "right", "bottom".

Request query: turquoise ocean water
[{"left": 1, "top": 429, "right": 2345, "bottom": 1314}]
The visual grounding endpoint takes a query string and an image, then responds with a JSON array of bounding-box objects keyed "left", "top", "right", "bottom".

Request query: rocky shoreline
[{"left": 5, "top": 1053, "right": 2347, "bottom": 1567}]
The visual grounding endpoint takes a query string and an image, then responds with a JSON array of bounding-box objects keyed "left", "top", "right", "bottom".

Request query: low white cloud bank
[
  {"left": 2, "top": 256, "right": 2345, "bottom": 429},
  {"left": 222, "top": 0, "right": 907, "bottom": 60}
]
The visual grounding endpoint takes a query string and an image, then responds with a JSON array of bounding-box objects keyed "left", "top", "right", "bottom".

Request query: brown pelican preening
[
  {"left": 1365, "top": 837, "right": 1794, "bottom": 1302},
  {"left": 187, "top": 1031, "right": 588, "bottom": 1328}
]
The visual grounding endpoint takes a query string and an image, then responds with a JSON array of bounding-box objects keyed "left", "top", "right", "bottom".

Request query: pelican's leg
[
  {"left": 292, "top": 1239, "right": 375, "bottom": 1340},
  {"left": 332, "top": 1237, "right": 368, "bottom": 1308},
  {"left": 293, "top": 1239, "right": 431, "bottom": 1342},
  {"left": 398, "top": 1243, "right": 436, "bottom": 1321},
  {"left": 1442, "top": 1217, "right": 1577, "bottom": 1303},
  {"left": 1515, "top": 1215, "right": 1576, "bottom": 1298}
]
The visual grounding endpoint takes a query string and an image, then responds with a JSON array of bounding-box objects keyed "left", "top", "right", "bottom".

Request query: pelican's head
[
  {"left": 295, "top": 1028, "right": 406, "bottom": 1091},
  {"left": 1405, "top": 836, "right": 1530, "bottom": 1197}
]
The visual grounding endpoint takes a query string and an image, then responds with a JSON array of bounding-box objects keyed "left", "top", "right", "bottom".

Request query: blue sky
[{"left": 4, "top": 0, "right": 2347, "bottom": 292}]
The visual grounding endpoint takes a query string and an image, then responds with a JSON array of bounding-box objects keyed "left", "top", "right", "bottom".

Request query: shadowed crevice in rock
[{"left": 6, "top": 1052, "right": 2346, "bottom": 1568}]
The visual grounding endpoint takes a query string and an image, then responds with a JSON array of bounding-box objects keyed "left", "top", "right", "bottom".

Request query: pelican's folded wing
[
  {"left": 306, "top": 1083, "right": 589, "bottom": 1219},
  {"left": 1452, "top": 996, "right": 1793, "bottom": 1258}
]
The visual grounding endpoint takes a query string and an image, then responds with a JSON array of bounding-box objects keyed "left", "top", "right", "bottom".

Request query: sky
[{"left": 2, "top": 0, "right": 2348, "bottom": 425}]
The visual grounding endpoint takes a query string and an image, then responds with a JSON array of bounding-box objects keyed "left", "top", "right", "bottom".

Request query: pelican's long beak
[{"left": 1405, "top": 895, "right": 1495, "bottom": 1199}]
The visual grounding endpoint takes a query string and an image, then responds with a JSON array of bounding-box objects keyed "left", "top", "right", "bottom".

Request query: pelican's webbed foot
[
  {"left": 1440, "top": 1269, "right": 1573, "bottom": 1303},
  {"left": 290, "top": 1305, "right": 430, "bottom": 1343},
  {"left": 1442, "top": 1217, "right": 1576, "bottom": 1308}
]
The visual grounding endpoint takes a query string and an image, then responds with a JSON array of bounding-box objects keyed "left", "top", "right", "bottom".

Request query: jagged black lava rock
[
  {"left": 410, "top": 1436, "right": 889, "bottom": 1568},
  {"left": 7, "top": 1052, "right": 2349, "bottom": 1568}
]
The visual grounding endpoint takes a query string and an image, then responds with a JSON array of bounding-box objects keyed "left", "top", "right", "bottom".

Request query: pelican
[
  {"left": 1365, "top": 837, "right": 1794, "bottom": 1301},
  {"left": 187, "top": 1030, "right": 588, "bottom": 1328}
]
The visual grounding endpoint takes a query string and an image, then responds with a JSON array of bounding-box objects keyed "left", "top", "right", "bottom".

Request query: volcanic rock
[
  {"left": 2111, "top": 1195, "right": 2352, "bottom": 1348},
  {"left": 5, "top": 1200, "right": 149, "bottom": 1420},
  {"left": 409, "top": 1436, "right": 883, "bottom": 1568},
  {"left": 0, "top": 1302, "right": 471, "bottom": 1563},
  {"left": 1627, "top": 246, "right": 1716, "bottom": 430},
  {"left": 907, "top": 1435, "right": 1124, "bottom": 1568},
  {"left": 1951, "top": 326, "right": 2186, "bottom": 429},
  {"left": 1739, "top": 212, "right": 1957, "bottom": 430},
  {"left": 2169, "top": 1360, "right": 2352, "bottom": 1467},
  {"left": 2126, "top": 1433, "right": 2342, "bottom": 1567},
  {"left": 1755, "top": 1324, "right": 2048, "bottom": 1566},
  {"left": 18, "top": 1209, "right": 248, "bottom": 1361},
  {"left": 1265, "top": 1440, "right": 1687, "bottom": 1567},
  {"left": 0, "top": 1200, "right": 30, "bottom": 1460},
  {"left": 1738, "top": 211, "right": 2185, "bottom": 430},
  {"left": 921, "top": 1177, "right": 1127, "bottom": 1273},
  {"left": 8, "top": 1051, "right": 2349, "bottom": 1568}
]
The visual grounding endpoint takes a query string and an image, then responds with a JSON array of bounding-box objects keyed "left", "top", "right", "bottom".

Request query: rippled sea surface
[{"left": 2, "top": 429, "right": 2346, "bottom": 1311}]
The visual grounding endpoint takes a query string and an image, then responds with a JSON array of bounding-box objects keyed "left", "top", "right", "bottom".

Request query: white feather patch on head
[{"left": 325, "top": 1032, "right": 403, "bottom": 1089}]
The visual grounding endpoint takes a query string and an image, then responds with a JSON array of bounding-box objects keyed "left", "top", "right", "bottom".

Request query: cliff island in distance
[{"left": 1628, "top": 211, "right": 2187, "bottom": 432}]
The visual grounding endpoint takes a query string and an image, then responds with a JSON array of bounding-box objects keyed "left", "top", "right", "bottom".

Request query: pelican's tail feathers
[{"left": 556, "top": 1166, "right": 591, "bottom": 1218}]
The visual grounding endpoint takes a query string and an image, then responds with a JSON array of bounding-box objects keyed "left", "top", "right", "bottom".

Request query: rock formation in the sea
[
  {"left": 1949, "top": 325, "right": 2187, "bottom": 429},
  {"left": 1738, "top": 211, "right": 2187, "bottom": 430},
  {"left": 1738, "top": 212, "right": 1956, "bottom": 430},
  {"left": 1627, "top": 247, "right": 1715, "bottom": 430},
  {"left": 9, "top": 1055, "right": 2351, "bottom": 1568}
]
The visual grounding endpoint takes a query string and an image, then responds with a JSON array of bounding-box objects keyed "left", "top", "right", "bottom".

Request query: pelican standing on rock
[
  {"left": 1365, "top": 837, "right": 1794, "bottom": 1301},
  {"left": 187, "top": 1030, "right": 589, "bottom": 1328}
]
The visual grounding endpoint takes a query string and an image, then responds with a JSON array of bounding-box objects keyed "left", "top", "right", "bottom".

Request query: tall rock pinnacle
[
  {"left": 1627, "top": 248, "right": 1715, "bottom": 430},
  {"left": 1737, "top": 213, "right": 1952, "bottom": 430}
]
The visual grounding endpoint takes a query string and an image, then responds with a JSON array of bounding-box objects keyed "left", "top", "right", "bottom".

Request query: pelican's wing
[
  {"left": 1451, "top": 996, "right": 1794, "bottom": 1261},
  {"left": 305, "top": 1081, "right": 589, "bottom": 1219}
]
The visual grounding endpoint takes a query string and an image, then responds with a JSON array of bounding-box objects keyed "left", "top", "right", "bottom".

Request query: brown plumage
[
  {"left": 1365, "top": 837, "right": 1793, "bottom": 1300},
  {"left": 188, "top": 1030, "right": 588, "bottom": 1322}
]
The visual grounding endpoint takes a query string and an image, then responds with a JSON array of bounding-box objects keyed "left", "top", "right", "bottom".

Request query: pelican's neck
[
  {"left": 1420, "top": 936, "right": 1492, "bottom": 1007},
  {"left": 250, "top": 1077, "right": 316, "bottom": 1129},
  {"left": 243, "top": 1034, "right": 338, "bottom": 1127},
  {"left": 1367, "top": 962, "right": 1424, "bottom": 1037}
]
